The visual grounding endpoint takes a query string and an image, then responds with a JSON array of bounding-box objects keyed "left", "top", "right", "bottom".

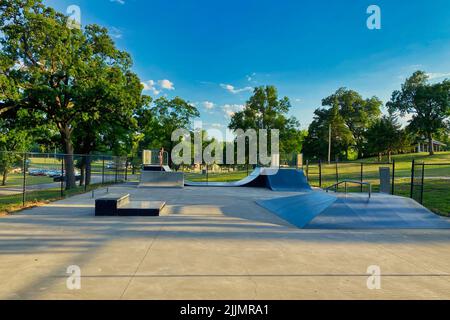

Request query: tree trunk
[
  {"left": 85, "top": 155, "right": 92, "bottom": 186},
  {"left": 60, "top": 124, "right": 76, "bottom": 189},
  {"left": 79, "top": 164, "right": 85, "bottom": 186},
  {"left": 2, "top": 169, "right": 7, "bottom": 186},
  {"left": 378, "top": 153, "right": 382, "bottom": 162},
  {"left": 428, "top": 133, "right": 434, "bottom": 156}
]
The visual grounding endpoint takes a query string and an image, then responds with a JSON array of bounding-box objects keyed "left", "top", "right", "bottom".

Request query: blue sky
[{"left": 45, "top": 0, "right": 450, "bottom": 133}]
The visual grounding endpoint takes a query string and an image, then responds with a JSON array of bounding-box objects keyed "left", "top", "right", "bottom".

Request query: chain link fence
[
  {"left": 1, "top": 151, "right": 448, "bottom": 216},
  {"left": 0, "top": 151, "right": 128, "bottom": 212}
]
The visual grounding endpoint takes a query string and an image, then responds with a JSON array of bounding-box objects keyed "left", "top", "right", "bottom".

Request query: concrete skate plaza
[{"left": 1, "top": 185, "right": 449, "bottom": 299}]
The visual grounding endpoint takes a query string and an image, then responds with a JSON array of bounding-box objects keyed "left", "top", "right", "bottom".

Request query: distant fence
[
  {"left": 1, "top": 151, "right": 448, "bottom": 215},
  {"left": 305, "top": 160, "right": 397, "bottom": 194},
  {"left": 0, "top": 151, "right": 128, "bottom": 209},
  {"left": 410, "top": 160, "right": 450, "bottom": 215},
  {"left": 305, "top": 159, "right": 449, "bottom": 215}
]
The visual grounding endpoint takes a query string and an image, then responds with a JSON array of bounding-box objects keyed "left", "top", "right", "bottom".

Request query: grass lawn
[
  {"left": 0, "top": 174, "right": 54, "bottom": 188},
  {"left": 0, "top": 183, "right": 112, "bottom": 215}
]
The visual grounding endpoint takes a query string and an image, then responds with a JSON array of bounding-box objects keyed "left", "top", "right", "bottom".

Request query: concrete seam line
[{"left": 119, "top": 225, "right": 163, "bottom": 299}]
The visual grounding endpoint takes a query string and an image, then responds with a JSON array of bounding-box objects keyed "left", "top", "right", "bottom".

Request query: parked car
[{"left": 53, "top": 174, "right": 82, "bottom": 182}]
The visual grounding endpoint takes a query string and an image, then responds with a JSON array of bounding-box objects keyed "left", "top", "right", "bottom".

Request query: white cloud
[
  {"left": 426, "top": 72, "right": 450, "bottom": 80},
  {"left": 158, "top": 79, "right": 175, "bottom": 90},
  {"left": 110, "top": 27, "right": 123, "bottom": 39},
  {"left": 142, "top": 79, "right": 175, "bottom": 95},
  {"left": 220, "top": 83, "right": 253, "bottom": 94},
  {"left": 246, "top": 72, "right": 256, "bottom": 82},
  {"left": 110, "top": 0, "right": 125, "bottom": 5},
  {"left": 222, "top": 104, "right": 245, "bottom": 118},
  {"left": 202, "top": 101, "right": 215, "bottom": 110}
]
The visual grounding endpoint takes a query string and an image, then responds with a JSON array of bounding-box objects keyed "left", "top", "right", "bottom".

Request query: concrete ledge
[
  {"left": 139, "top": 171, "right": 184, "bottom": 188},
  {"left": 95, "top": 194, "right": 130, "bottom": 216},
  {"left": 118, "top": 201, "right": 166, "bottom": 216}
]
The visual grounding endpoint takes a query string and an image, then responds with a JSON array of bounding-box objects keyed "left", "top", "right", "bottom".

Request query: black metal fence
[
  {"left": 304, "top": 159, "right": 449, "bottom": 215},
  {"left": 410, "top": 160, "right": 450, "bottom": 215},
  {"left": 0, "top": 151, "right": 128, "bottom": 209},
  {"left": 305, "top": 160, "right": 397, "bottom": 194}
]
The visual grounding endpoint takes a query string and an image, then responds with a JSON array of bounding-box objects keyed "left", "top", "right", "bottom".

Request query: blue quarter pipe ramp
[
  {"left": 185, "top": 168, "right": 313, "bottom": 192},
  {"left": 266, "top": 169, "right": 312, "bottom": 192}
]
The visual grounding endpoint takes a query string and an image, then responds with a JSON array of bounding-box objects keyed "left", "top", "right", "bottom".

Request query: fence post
[
  {"left": 420, "top": 162, "right": 425, "bottom": 205},
  {"left": 102, "top": 156, "right": 105, "bottom": 185},
  {"left": 319, "top": 160, "right": 322, "bottom": 188},
  {"left": 115, "top": 158, "right": 118, "bottom": 183},
  {"left": 391, "top": 160, "right": 395, "bottom": 195},
  {"left": 22, "top": 152, "right": 27, "bottom": 207},
  {"left": 84, "top": 155, "right": 87, "bottom": 192},
  {"left": 306, "top": 160, "right": 309, "bottom": 181},
  {"left": 60, "top": 155, "right": 64, "bottom": 197},
  {"left": 360, "top": 162, "right": 363, "bottom": 193},
  {"left": 335, "top": 161, "right": 339, "bottom": 185},
  {"left": 125, "top": 158, "right": 128, "bottom": 181},
  {"left": 410, "top": 159, "right": 415, "bottom": 199}
]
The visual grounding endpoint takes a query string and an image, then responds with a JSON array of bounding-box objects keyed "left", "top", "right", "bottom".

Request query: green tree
[
  {"left": 0, "top": 117, "right": 31, "bottom": 185},
  {"left": 137, "top": 96, "right": 200, "bottom": 165},
  {"left": 302, "top": 106, "right": 354, "bottom": 160},
  {"left": 0, "top": 0, "right": 144, "bottom": 188},
  {"left": 364, "top": 115, "right": 411, "bottom": 162},
  {"left": 228, "top": 85, "right": 304, "bottom": 155},
  {"left": 321, "top": 88, "right": 382, "bottom": 158},
  {"left": 387, "top": 71, "right": 450, "bottom": 155}
]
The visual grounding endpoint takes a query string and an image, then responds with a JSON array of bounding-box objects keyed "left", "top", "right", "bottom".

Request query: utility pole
[{"left": 328, "top": 124, "right": 332, "bottom": 164}]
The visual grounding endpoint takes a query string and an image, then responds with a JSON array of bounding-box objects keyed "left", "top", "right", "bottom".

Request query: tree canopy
[
  {"left": 303, "top": 88, "right": 382, "bottom": 160},
  {"left": 228, "top": 85, "right": 304, "bottom": 154},
  {"left": 387, "top": 71, "right": 450, "bottom": 155},
  {"left": 0, "top": 0, "right": 146, "bottom": 188}
]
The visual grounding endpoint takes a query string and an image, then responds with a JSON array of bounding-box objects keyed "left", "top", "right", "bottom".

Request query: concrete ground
[{"left": 0, "top": 184, "right": 449, "bottom": 300}]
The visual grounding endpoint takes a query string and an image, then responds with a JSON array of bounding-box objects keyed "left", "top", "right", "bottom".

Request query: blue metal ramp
[
  {"left": 266, "top": 169, "right": 312, "bottom": 192},
  {"left": 185, "top": 168, "right": 313, "bottom": 192}
]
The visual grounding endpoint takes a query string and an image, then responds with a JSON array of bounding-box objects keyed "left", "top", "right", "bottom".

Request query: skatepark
[{"left": 1, "top": 151, "right": 449, "bottom": 300}]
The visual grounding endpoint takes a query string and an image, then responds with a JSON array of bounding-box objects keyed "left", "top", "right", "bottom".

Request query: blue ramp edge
[
  {"left": 257, "top": 192, "right": 337, "bottom": 228},
  {"left": 306, "top": 194, "right": 450, "bottom": 229},
  {"left": 266, "top": 169, "right": 312, "bottom": 192}
]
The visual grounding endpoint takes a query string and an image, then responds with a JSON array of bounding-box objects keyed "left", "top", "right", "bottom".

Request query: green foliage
[
  {"left": 387, "top": 71, "right": 450, "bottom": 155},
  {"left": 0, "top": 118, "right": 31, "bottom": 185},
  {"left": 303, "top": 88, "right": 382, "bottom": 160},
  {"left": 228, "top": 85, "right": 304, "bottom": 154},
  {"left": 364, "top": 115, "right": 412, "bottom": 160},
  {"left": 303, "top": 106, "right": 354, "bottom": 160},
  {"left": 137, "top": 96, "right": 200, "bottom": 162},
  {"left": 0, "top": 0, "right": 146, "bottom": 188}
]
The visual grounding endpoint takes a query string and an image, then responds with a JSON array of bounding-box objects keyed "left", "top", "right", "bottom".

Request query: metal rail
[{"left": 325, "top": 180, "right": 372, "bottom": 198}]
